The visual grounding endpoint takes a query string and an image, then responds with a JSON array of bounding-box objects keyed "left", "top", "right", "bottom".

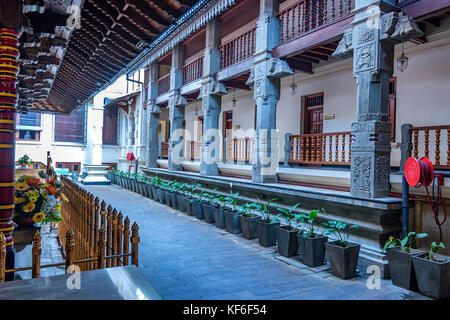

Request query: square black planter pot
[
  {"left": 256, "top": 221, "right": 280, "bottom": 247},
  {"left": 239, "top": 215, "right": 261, "bottom": 240},
  {"left": 277, "top": 227, "right": 299, "bottom": 257},
  {"left": 191, "top": 201, "right": 204, "bottom": 220},
  {"left": 224, "top": 210, "right": 241, "bottom": 234},
  {"left": 325, "top": 241, "right": 360, "bottom": 279},
  {"left": 177, "top": 195, "right": 187, "bottom": 213},
  {"left": 164, "top": 191, "right": 172, "bottom": 207},
  {"left": 171, "top": 193, "right": 179, "bottom": 210},
  {"left": 185, "top": 198, "right": 194, "bottom": 216},
  {"left": 202, "top": 203, "right": 215, "bottom": 224},
  {"left": 213, "top": 207, "right": 226, "bottom": 228},
  {"left": 298, "top": 234, "right": 328, "bottom": 267},
  {"left": 132, "top": 180, "right": 138, "bottom": 193},
  {"left": 152, "top": 188, "right": 160, "bottom": 202},
  {"left": 412, "top": 253, "right": 450, "bottom": 299},
  {"left": 386, "top": 247, "right": 424, "bottom": 291},
  {"left": 147, "top": 186, "right": 154, "bottom": 199}
]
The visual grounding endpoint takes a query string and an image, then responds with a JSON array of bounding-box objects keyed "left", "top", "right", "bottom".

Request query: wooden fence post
[
  {"left": 131, "top": 223, "right": 140, "bottom": 267},
  {"left": 112, "top": 209, "right": 118, "bottom": 268},
  {"left": 106, "top": 205, "right": 112, "bottom": 268},
  {"left": 32, "top": 231, "right": 41, "bottom": 279},
  {"left": 65, "top": 230, "right": 75, "bottom": 272},
  {"left": 0, "top": 233, "right": 5, "bottom": 283},
  {"left": 97, "top": 225, "right": 105, "bottom": 269},
  {"left": 123, "top": 217, "right": 130, "bottom": 266},
  {"left": 117, "top": 212, "right": 123, "bottom": 266}
]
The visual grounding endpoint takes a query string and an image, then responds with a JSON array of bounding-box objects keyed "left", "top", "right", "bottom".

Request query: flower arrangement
[{"left": 14, "top": 171, "right": 68, "bottom": 225}]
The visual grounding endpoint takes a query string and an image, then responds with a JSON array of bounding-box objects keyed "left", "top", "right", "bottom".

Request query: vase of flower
[{"left": 14, "top": 172, "right": 68, "bottom": 227}]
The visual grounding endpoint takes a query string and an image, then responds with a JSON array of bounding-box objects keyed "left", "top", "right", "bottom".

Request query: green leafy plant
[
  {"left": 18, "top": 154, "right": 33, "bottom": 166},
  {"left": 296, "top": 208, "right": 326, "bottom": 238},
  {"left": 224, "top": 192, "right": 240, "bottom": 212},
  {"left": 277, "top": 203, "right": 302, "bottom": 231},
  {"left": 383, "top": 232, "right": 428, "bottom": 254},
  {"left": 150, "top": 176, "right": 162, "bottom": 187},
  {"left": 257, "top": 198, "right": 280, "bottom": 224},
  {"left": 427, "top": 241, "right": 445, "bottom": 261},
  {"left": 323, "top": 220, "right": 359, "bottom": 247}
]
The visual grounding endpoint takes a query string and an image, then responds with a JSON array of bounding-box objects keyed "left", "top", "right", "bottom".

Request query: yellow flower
[
  {"left": 389, "top": 236, "right": 394, "bottom": 241},
  {"left": 15, "top": 197, "right": 25, "bottom": 204},
  {"left": 32, "top": 212, "right": 45, "bottom": 223},
  {"left": 29, "top": 196, "right": 38, "bottom": 203},
  {"left": 23, "top": 202, "right": 36, "bottom": 213},
  {"left": 15, "top": 182, "right": 29, "bottom": 191},
  {"left": 60, "top": 193, "right": 69, "bottom": 202}
]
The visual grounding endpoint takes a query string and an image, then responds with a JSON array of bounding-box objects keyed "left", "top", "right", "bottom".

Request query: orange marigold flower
[
  {"left": 26, "top": 177, "right": 40, "bottom": 187},
  {"left": 46, "top": 185, "right": 58, "bottom": 195}
]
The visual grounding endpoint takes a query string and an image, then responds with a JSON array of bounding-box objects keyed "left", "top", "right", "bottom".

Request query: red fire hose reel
[
  {"left": 405, "top": 157, "right": 447, "bottom": 241},
  {"left": 127, "top": 152, "right": 136, "bottom": 173}
]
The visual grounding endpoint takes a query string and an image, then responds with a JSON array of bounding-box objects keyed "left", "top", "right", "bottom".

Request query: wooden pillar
[{"left": 0, "top": 28, "right": 20, "bottom": 281}]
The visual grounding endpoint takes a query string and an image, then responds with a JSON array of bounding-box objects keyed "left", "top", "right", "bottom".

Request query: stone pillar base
[{"left": 81, "top": 165, "right": 111, "bottom": 185}]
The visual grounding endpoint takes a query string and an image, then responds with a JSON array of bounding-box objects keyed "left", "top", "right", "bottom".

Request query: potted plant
[
  {"left": 130, "top": 173, "right": 138, "bottom": 193},
  {"left": 191, "top": 191, "right": 207, "bottom": 220},
  {"left": 160, "top": 181, "right": 171, "bottom": 205},
  {"left": 255, "top": 198, "right": 280, "bottom": 247},
  {"left": 212, "top": 195, "right": 228, "bottom": 229},
  {"left": 383, "top": 232, "right": 428, "bottom": 290},
  {"left": 296, "top": 208, "right": 328, "bottom": 267},
  {"left": 223, "top": 193, "right": 241, "bottom": 234},
  {"left": 170, "top": 182, "right": 180, "bottom": 210},
  {"left": 176, "top": 183, "right": 189, "bottom": 213},
  {"left": 185, "top": 184, "right": 201, "bottom": 216},
  {"left": 14, "top": 172, "right": 68, "bottom": 227},
  {"left": 412, "top": 242, "right": 450, "bottom": 299},
  {"left": 151, "top": 176, "right": 162, "bottom": 202},
  {"left": 323, "top": 220, "right": 360, "bottom": 279},
  {"left": 202, "top": 190, "right": 217, "bottom": 224},
  {"left": 276, "top": 203, "right": 302, "bottom": 258},
  {"left": 17, "top": 154, "right": 33, "bottom": 168},
  {"left": 238, "top": 203, "right": 261, "bottom": 240}
]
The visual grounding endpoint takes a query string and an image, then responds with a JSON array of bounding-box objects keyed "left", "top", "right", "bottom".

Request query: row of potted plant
[
  {"left": 384, "top": 232, "right": 449, "bottom": 299},
  {"left": 108, "top": 170, "right": 362, "bottom": 280}
]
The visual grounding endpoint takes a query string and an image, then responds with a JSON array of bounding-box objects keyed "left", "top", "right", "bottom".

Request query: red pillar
[{"left": 0, "top": 28, "right": 20, "bottom": 252}]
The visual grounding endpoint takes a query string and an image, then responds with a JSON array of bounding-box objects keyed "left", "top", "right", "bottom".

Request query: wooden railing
[
  {"left": 411, "top": 125, "right": 450, "bottom": 170},
  {"left": 279, "top": 0, "right": 354, "bottom": 44},
  {"left": 161, "top": 141, "right": 169, "bottom": 158},
  {"left": 59, "top": 176, "right": 140, "bottom": 271},
  {"left": 182, "top": 56, "right": 203, "bottom": 85},
  {"left": 1, "top": 178, "right": 140, "bottom": 282},
  {"left": 189, "top": 141, "right": 202, "bottom": 161},
  {"left": 219, "top": 28, "right": 256, "bottom": 70},
  {"left": 289, "top": 132, "right": 351, "bottom": 165},
  {"left": 225, "top": 138, "right": 254, "bottom": 163},
  {"left": 157, "top": 74, "right": 170, "bottom": 96}
]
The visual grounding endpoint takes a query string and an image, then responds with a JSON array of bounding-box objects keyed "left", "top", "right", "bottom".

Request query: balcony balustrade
[
  {"left": 289, "top": 131, "right": 351, "bottom": 165},
  {"left": 411, "top": 125, "right": 450, "bottom": 170},
  {"left": 157, "top": 74, "right": 170, "bottom": 96},
  {"left": 182, "top": 56, "right": 204, "bottom": 85},
  {"left": 189, "top": 141, "right": 202, "bottom": 161},
  {"left": 279, "top": 0, "right": 354, "bottom": 44},
  {"left": 219, "top": 28, "right": 256, "bottom": 70},
  {"left": 225, "top": 138, "right": 254, "bottom": 164}
]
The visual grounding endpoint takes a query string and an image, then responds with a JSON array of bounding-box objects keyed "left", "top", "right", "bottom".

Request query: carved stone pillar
[
  {"left": 168, "top": 45, "right": 187, "bottom": 171},
  {"left": 200, "top": 19, "right": 227, "bottom": 176},
  {"left": 146, "top": 63, "right": 160, "bottom": 168},
  {"left": 246, "top": 0, "right": 292, "bottom": 183},
  {"left": 333, "top": 0, "right": 423, "bottom": 198}
]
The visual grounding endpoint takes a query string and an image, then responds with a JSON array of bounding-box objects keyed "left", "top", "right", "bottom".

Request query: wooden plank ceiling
[{"left": 18, "top": 0, "right": 197, "bottom": 114}]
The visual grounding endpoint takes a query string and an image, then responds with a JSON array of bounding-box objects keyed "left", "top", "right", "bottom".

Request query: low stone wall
[{"left": 142, "top": 167, "right": 404, "bottom": 279}]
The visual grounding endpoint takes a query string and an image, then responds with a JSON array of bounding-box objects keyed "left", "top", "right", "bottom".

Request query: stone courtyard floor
[{"left": 78, "top": 183, "right": 429, "bottom": 300}]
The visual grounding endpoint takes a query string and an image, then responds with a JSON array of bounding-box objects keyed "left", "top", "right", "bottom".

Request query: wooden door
[
  {"left": 223, "top": 111, "right": 233, "bottom": 138},
  {"left": 304, "top": 94, "right": 324, "bottom": 134}
]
